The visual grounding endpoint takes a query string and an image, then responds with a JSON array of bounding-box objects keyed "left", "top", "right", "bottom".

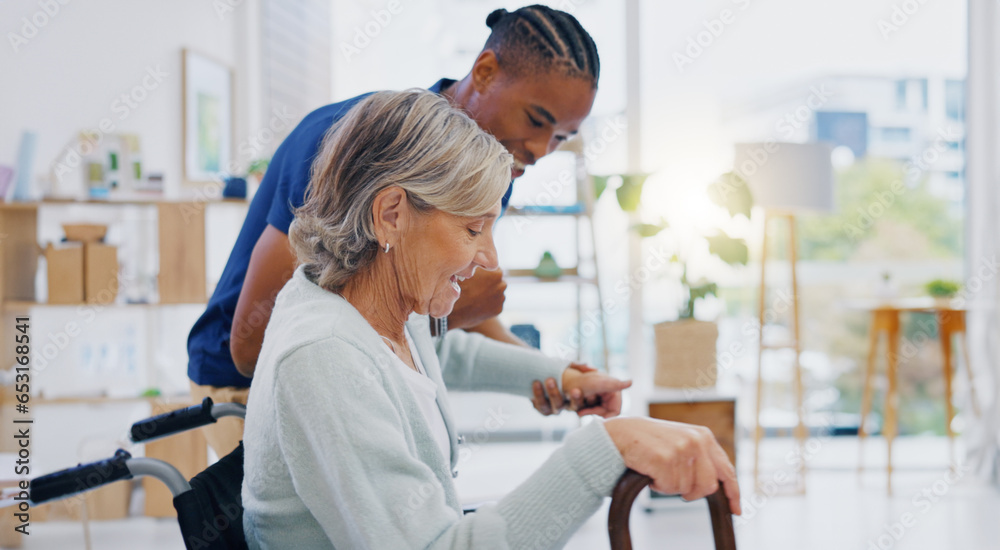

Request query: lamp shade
[{"left": 733, "top": 142, "right": 834, "bottom": 213}]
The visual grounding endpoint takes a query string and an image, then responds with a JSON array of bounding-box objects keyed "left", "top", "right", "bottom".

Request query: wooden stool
[
  {"left": 934, "top": 309, "right": 981, "bottom": 459},
  {"left": 857, "top": 308, "right": 900, "bottom": 494}
]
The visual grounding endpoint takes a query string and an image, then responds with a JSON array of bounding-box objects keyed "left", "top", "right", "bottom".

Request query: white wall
[
  {"left": 0, "top": 0, "right": 258, "bottom": 198},
  {"left": 0, "top": 0, "right": 265, "bottom": 473}
]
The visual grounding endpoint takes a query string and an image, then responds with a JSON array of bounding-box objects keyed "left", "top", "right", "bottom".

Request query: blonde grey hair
[{"left": 289, "top": 89, "right": 512, "bottom": 291}]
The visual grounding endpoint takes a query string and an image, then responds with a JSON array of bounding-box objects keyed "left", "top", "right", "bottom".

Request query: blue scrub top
[{"left": 187, "top": 79, "right": 514, "bottom": 388}]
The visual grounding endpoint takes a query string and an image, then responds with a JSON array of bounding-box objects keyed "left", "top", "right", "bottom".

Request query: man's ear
[
  {"left": 372, "top": 186, "right": 408, "bottom": 245},
  {"left": 471, "top": 50, "right": 501, "bottom": 93}
]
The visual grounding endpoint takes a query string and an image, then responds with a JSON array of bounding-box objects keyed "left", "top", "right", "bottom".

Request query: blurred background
[{"left": 3, "top": 0, "right": 998, "bottom": 548}]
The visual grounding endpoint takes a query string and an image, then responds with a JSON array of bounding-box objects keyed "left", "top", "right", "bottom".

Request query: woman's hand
[{"left": 604, "top": 417, "right": 742, "bottom": 515}]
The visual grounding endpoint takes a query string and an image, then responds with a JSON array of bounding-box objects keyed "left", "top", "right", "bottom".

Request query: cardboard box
[
  {"left": 45, "top": 242, "right": 85, "bottom": 304},
  {"left": 84, "top": 243, "right": 118, "bottom": 304}
]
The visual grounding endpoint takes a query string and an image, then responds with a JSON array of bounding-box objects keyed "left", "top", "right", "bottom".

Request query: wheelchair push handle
[
  {"left": 130, "top": 397, "right": 246, "bottom": 443},
  {"left": 131, "top": 397, "right": 215, "bottom": 442},
  {"left": 29, "top": 449, "right": 133, "bottom": 505}
]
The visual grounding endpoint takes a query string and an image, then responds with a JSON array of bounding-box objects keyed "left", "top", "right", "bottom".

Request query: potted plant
[
  {"left": 652, "top": 172, "right": 751, "bottom": 389},
  {"left": 925, "top": 278, "right": 960, "bottom": 307},
  {"left": 592, "top": 171, "right": 751, "bottom": 388}
]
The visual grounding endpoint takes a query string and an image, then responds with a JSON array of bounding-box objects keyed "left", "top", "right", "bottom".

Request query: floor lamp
[{"left": 734, "top": 142, "right": 834, "bottom": 492}]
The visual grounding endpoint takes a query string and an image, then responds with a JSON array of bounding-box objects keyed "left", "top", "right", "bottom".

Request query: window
[
  {"left": 895, "top": 80, "right": 908, "bottom": 110},
  {"left": 815, "top": 112, "right": 869, "bottom": 157},
  {"left": 946, "top": 79, "right": 965, "bottom": 121},
  {"left": 877, "top": 127, "right": 912, "bottom": 142},
  {"left": 895, "top": 79, "right": 928, "bottom": 111}
]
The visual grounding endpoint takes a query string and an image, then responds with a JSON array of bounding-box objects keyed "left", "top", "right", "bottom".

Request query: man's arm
[
  {"left": 462, "top": 316, "right": 525, "bottom": 346},
  {"left": 230, "top": 224, "right": 297, "bottom": 377}
]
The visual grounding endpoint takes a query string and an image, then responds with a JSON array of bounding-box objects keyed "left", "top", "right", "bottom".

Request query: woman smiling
[{"left": 241, "top": 89, "right": 739, "bottom": 549}]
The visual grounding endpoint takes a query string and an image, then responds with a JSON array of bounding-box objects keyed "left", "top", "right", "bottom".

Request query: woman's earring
[{"left": 384, "top": 242, "right": 391, "bottom": 253}]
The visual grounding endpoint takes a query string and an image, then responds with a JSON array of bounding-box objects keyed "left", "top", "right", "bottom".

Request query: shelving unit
[
  {"left": 0, "top": 197, "right": 244, "bottom": 521},
  {"left": 0, "top": 199, "right": 221, "bottom": 363},
  {"left": 501, "top": 140, "right": 609, "bottom": 371}
]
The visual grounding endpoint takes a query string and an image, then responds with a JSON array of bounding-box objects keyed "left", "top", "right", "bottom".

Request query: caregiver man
[{"left": 188, "top": 5, "right": 619, "bottom": 457}]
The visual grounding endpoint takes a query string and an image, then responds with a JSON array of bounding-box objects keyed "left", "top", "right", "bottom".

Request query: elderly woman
[{"left": 242, "top": 89, "right": 740, "bottom": 549}]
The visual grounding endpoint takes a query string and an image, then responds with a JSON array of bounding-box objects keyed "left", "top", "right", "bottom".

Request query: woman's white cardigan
[{"left": 242, "top": 267, "right": 626, "bottom": 549}]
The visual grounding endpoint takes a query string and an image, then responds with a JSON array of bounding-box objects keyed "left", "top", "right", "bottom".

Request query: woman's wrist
[{"left": 603, "top": 417, "right": 630, "bottom": 457}]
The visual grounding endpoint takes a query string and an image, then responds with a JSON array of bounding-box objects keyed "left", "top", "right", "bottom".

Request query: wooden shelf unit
[{"left": 0, "top": 200, "right": 215, "bottom": 366}]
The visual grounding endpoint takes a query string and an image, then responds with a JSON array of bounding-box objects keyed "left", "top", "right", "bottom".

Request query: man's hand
[
  {"left": 531, "top": 363, "right": 631, "bottom": 418},
  {"left": 447, "top": 268, "right": 507, "bottom": 330},
  {"left": 560, "top": 364, "right": 632, "bottom": 418}
]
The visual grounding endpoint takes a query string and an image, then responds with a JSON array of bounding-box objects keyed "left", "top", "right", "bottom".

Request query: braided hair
[{"left": 483, "top": 5, "right": 600, "bottom": 85}]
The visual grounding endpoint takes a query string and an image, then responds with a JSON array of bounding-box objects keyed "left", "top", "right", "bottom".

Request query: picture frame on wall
[{"left": 182, "top": 48, "right": 233, "bottom": 185}]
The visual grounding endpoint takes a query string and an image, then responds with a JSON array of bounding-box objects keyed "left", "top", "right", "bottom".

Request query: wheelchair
[{"left": 29, "top": 398, "right": 737, "bottom": 550}]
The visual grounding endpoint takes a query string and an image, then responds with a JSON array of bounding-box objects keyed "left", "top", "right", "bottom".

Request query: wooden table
[{"left": 849, "top": 297, "right": 980, "bottom": 494}]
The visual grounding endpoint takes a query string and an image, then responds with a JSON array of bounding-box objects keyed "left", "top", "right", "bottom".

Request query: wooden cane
[{"left": 608, "top": 469, "right": 737, "bottom": 550}]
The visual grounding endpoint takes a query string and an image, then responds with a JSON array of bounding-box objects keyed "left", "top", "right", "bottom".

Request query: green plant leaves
[
  {"left": 706, "top": 231, "right": 749, "bottom": 265},
  {"left": 592, "top": 175, "right": 610, "bottom": 200},
  {"left": 925, "top": 279, "right": 960, "bottom": 298},
  {"left": 633, "top": 218, "right": 669, "bottom": 238},
  {"left": 247, "top": 158, "right": 270, "bottom": 177},
  {"left": 615, "top": 173, "right": 648, "bottom": 212},
  {"left": 707, "top": 172, "right": 753, "bottom": 219},
  {"left": 689, "top": 281, "right": 719, "bottom": 302},
  {"left": 680, "top": 281, "right": 718, "bottom": 319}
]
